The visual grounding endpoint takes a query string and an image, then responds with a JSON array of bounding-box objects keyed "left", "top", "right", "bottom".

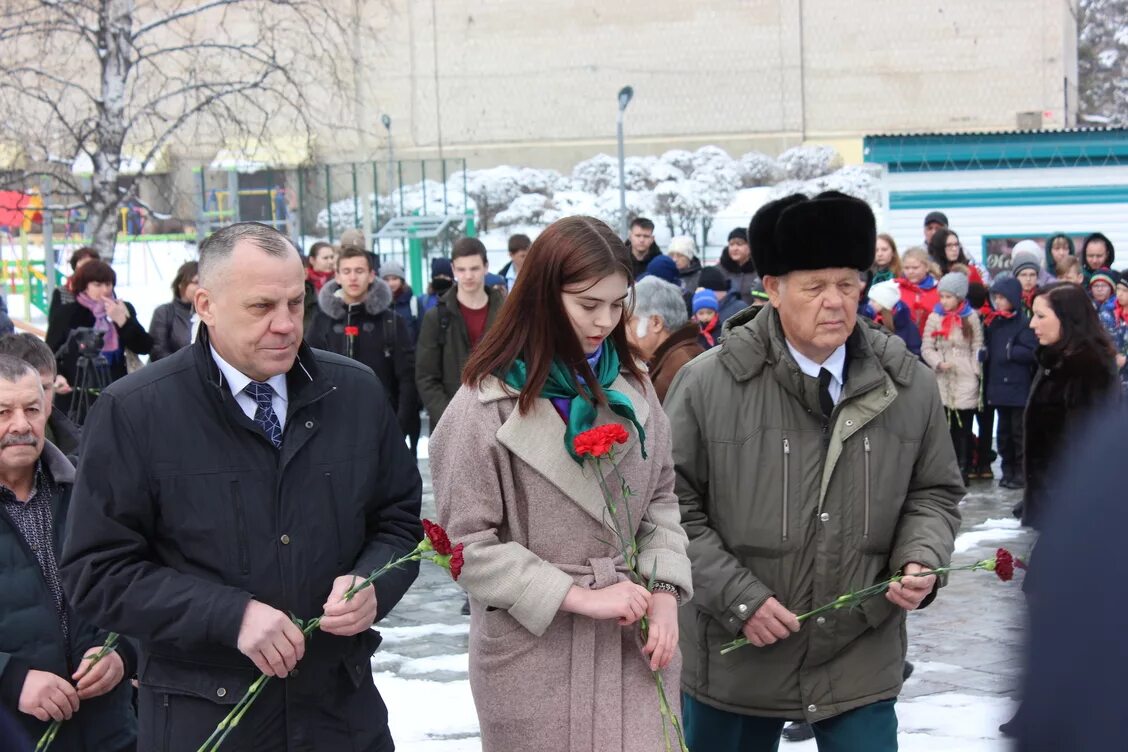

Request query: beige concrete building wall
[
  {"left": 329, "top": 0, "right": 1077, "bottom": 170},
  {"left": 122, "top": 0, "right": 1079, "bottom": 218}
]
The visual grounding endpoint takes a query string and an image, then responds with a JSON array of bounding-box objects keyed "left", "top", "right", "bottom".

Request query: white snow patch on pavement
[
  {"left": 399, "top": 653, "right": 471, "bottom": 676},
  {"left": 786, "top": 692, "right": 1015, "bottom": 752},
  {"left": 375, "top": 672, "right": 481, "bottom": 750},
  {"left": 953, "top": 517, "right": 1026, "bottom": 553},
  {"left": 378, "top": 622, "right": 469, "bottom": 644}
]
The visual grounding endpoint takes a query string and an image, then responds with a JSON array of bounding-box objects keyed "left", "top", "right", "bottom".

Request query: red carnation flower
[
  {"left": 573, "top": 424, "right": 629, "bottom": 458},
  {"left": 422, "top": 519, "right": 453, "bottom": 556},
  {"left": 448, "top": 543, "right": 464, "bottom": 581},
  {"left": 344, "top": 326, "right": 359, "bottom": 337},
  {"left": 994, "top": 548, "right": 1015, "bottom": 582}
]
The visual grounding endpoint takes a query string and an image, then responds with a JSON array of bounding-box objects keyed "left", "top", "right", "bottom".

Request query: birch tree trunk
[{"left": 88, "top": 0, "right": 134, "bottom": 260}]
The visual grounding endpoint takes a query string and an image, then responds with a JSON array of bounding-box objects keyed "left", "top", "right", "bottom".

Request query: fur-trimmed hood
[{"left": 317, "top": 277, "right": 393, "bottom": 320}]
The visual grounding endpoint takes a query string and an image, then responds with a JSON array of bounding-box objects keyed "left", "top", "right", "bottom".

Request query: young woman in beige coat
[
  {"left": 430, "top": 216, "right": 693, "bottom": 752},
  {"left": 921, "top": 271, "right": 984, "bottom": 484}
]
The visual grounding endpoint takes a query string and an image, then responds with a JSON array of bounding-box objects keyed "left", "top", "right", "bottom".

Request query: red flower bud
[
  {"left": 993, "top": 548, "right": 1015, "bottom": 582},
  {"left": 573, "top": 424, "right": 629, "bottom": 459},
  {"left": 449, "top": 543, "right": 464, "bottom": 581},
  {"left": 422, "top": 519, "right": 453, "bottom": 556}
]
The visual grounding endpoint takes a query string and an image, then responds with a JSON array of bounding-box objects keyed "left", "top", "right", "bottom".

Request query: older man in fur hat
[{"left": 665, "top": 192, "right": 964, "bottom": 751}]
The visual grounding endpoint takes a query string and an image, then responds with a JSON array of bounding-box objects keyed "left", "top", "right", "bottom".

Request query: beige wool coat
[
  {"left": 430, "top": 372, "right": 693, "bottom": 752},
  {"left": 920, "top": 310, "right": 984, "bottom": 410}
]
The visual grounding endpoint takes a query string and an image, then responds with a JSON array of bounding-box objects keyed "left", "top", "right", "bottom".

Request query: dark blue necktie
[{"left": 245, "top": 381, "right": 282, "bottom": 448}]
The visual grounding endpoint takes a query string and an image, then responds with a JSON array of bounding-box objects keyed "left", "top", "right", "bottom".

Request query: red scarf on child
[
  {"left": 933, "top": 301, "right": 973, "bottom": 339},
  {"left": 306, "top": 267, "right": 334, "bottom": 293},
  {"left": 699, "top": 315, "right": 718, "bottom": 347},
  {"left": 1116, "top": 301, "right": 1128, "bottom": 325},
  {"left": 983, "top": 309, "right": 1015, "bottom": 327}
]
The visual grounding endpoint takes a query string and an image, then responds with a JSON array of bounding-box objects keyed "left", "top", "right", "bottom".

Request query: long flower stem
[
  {"left": 588, "top": 453, "right": 689, "bottom": 752},
  {"left": 720, "top": 561, "right": 995, "bottom": 655},
  {"left": 36, "top": 633, "right": 120, "bottom": 752},
  {"left": 197, "top": 548, "right": 427, "bottom": 752}
]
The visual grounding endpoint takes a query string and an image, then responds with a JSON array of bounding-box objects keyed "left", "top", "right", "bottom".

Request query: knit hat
[
  {"left": 339, "top": 228, "right": 366, "bottom": 251},
  {"left": 1012, "top": 239, "right": 1043, "bottom": 258},
  {"left": 749, "top": 191, "right": 876, "bottom": 277},
  {"left": 692, "top": 289, "right": 718, "bottom": 314},
  {"left": 867, "top": 279, "right": 901, "bottom": 311},
  {"left": 923, "top": 211, "right": 949, "bottom": 227},
  {"left": 643, "top": 255, "right": 680, "bottom": 285},
  {"left": 1011, "top": 248, "right": 1043, "bottom": 277},
  {"left": 727, "top": 227, "right": 748, "bottom": 243},
  {"left": 380, "top": 259, "right": 406, "bottom": 280},
  {"left": 1118, "top": 272, "right": 1128, "bottom": 291},
  {"left": 938, "top": 271, "right": 970, "bottom": 300},
  {"left": 667, "top": 236, "right": 697, "bottom": 260},
  {"left": 1090, "top": 268, "right": 1118, "bottom": 290},
  {"left": 697, "top": 266, "right": 730, "bottom": 292},
  {"left": 431, "top": 257, "right": 453, "bottom": 279}
]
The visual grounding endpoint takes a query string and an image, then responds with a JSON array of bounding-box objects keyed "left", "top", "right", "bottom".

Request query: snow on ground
[
  {"left": 374, "top": 672, "right": 481, "bottom": 752},
  {"left": 374, "top": 660, "right": 1016, "bottom": 752},
  {"left": 953, "top": 517, "right": 1025, "bottom": 554}
]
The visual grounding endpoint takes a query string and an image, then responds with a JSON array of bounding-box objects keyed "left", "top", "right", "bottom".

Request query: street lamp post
[{"left": 616, "top": 85, "right": 634, "bottom": 239}]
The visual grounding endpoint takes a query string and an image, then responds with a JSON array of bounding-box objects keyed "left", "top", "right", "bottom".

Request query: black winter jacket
[
  {"left": 59, "top": 328, "right": 423, "bottom": 751},
  {"left": 306, "top": 279, "right": 418, "bottom": 436},
  {"left": 149, "top": 298, "right": 194, "bottom": 362},
  {"left": 0, "top": 443, "right": 136, "bottom": 752},
  {"left": 984, "top": 277, "right": 1038, "bottom": 407},
  {"left": 1023, "top": 345, "right": 1118, "bottom": 530}
]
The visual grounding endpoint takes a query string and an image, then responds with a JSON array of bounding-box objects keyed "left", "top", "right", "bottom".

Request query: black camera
[{"left": 58, "top": 327, "right": 105, "bottom": 359}]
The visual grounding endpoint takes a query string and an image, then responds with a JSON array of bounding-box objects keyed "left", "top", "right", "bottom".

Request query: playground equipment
[{"left": 195, "top": 158, "right": 476, "bottom": 289}]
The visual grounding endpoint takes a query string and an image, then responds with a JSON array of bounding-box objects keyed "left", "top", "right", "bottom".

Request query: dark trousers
[
  {"left": 948, "top": 408, "right": 975, "bottom": 472},
  {"left": 683, "top": 694, "right": 898, "bottom": 752},
  {"left": 975, "top": 407, "right": 995, "bottom": 471},
  {"left": 995, "top": 405, "right": 1026, "bottom": 481}
]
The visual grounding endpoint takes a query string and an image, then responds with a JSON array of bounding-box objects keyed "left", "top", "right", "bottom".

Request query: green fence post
[
  {"left": 407, "top": 223, "right": 424, "bottom": 293},
  {"left": 464, "top": 208, "right": 477, "bottom": 238}
]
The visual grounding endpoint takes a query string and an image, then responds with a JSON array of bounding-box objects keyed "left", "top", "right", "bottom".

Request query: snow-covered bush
[
  {"left": 768, "top": 165, "right": 883, "bottom": 210},
  {"left": 739, "top": 151, "right": 783, "bottom": 186},
  {"left": 494, "top": 193, "right": 552, "bottom": 227},
  {"left": 571, "top": 154, "right": 620, "bottom": 195},
  {"left": 658, "top": 149, "right": 696, "bottom": 177},
  {"left": 777, "top": 145, "right": 843, "bottom": 180}
]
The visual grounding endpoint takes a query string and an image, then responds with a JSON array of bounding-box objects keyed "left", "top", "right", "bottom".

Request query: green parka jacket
[{"left": 666, "top": 305, "right": 963, "bottom": 722}]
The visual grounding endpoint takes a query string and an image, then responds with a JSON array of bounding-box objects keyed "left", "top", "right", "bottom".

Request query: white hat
[
  {"left": 666, "top": 236, "right": 697, "bottom": 260},
  {"left": 1011, "top": 239, "right": 1043, "bottom": 258},
  {"left": 868, "top": 279, "right": 901, "bottom": 311}
]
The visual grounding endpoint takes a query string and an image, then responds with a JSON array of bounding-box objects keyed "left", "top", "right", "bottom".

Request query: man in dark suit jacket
[{"left": 60, "top": 222, "right": 423, "bottom": 752}]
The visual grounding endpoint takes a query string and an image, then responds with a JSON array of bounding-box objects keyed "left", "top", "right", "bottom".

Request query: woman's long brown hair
[{"left": 461, "top": 215, "right": 645, "bottom": 414}]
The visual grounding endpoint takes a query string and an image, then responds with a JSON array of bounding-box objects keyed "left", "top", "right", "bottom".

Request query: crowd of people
[{"left": 0, "top": 193, "right": 1120, "bottom": 751}]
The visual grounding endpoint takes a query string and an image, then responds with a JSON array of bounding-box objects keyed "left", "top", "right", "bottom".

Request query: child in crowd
[
  {"left": 982, "top": 277, "right": 1038, "bottom": 488},
  {"left": 966, "top": 279, "right": 996, "bottom": 478},
  {"left": 1099, "top": 273, "right": 1128, "bottom": 395},
  {"left": 872, "top": 233, "right": 903, "bottom": 285},
  {"left": 693, "top": 289, "right": 720, "bottom": 348},
  {"left": 1055, "top": 255, "right": 1084, "bottom": 285},
  {"left": 1011, "top": 250, "right": 1043, "bottom": 317},
  {"left": 868, "top": 279, "right": 921, "bottom": 356},
  {"left": 921, "top": 272, "right": 983, "bottom": 485},
  {"left": 897, "top": 246, "right": 941, "bottom": 335},
  {"left": 1089, "top": 268, "right": 1118, "bottom": 314}
]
